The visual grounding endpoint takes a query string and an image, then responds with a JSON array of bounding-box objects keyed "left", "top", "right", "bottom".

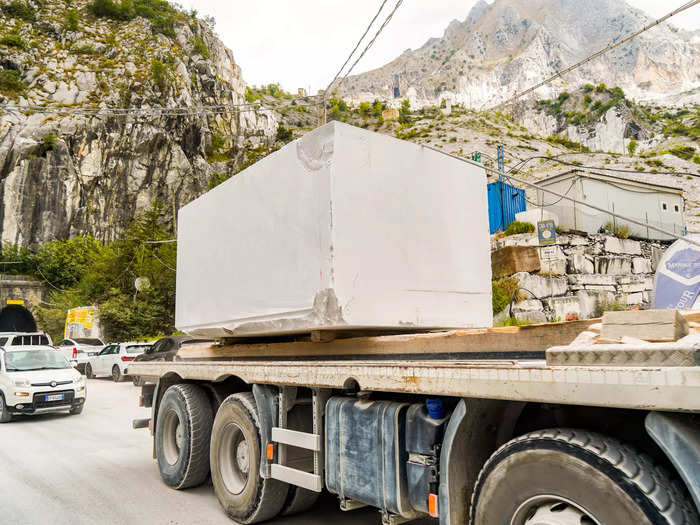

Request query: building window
[
  {"left": 674, "top": 204, "right": 680, "bottom": 213},
  {"left": 662, "top": 202, "right": 668, "bottom": 211}
]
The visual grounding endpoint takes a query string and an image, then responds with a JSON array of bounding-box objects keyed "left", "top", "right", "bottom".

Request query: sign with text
[{"left": 537, "top": 220, "right": 557, "bottom": 246}]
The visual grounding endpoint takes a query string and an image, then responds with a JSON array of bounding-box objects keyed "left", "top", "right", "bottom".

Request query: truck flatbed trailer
[{"left": 129, "top": 320, "right": 700, "bottom": 525}]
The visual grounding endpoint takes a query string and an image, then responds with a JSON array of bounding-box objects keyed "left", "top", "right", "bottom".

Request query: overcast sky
[{"left": 178, "top": 1, "right": 700, "bottom": 94}]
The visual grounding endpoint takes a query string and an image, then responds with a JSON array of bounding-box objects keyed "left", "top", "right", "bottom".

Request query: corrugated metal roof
[{"left": 535, "top": 169, "right": 685, "bottom": 194}]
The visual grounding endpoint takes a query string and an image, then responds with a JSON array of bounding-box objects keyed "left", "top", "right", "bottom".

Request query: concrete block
[
  {"left": 603, "top": 236, "right": 642, "bottom": 255},
  {"left": 632, "top": 257, "right": 652, "bottom": 274},
  {"left": 514, "top": 272, "right": 568, "bottom": 299},
  {"left": 578, "top": 290, "right": 615, "bottom": 318},
  {"left": 621, "top": 292, "right": 644, "bottom": 305},
  {"left": 515, "top": 311, "right": 548, "bottom": 324},
  {"left": 492, "top": 233, "right": 540, "bottom": 249},
  {"left": 595, "top": 256, "right": 632, "bottom": 275},
  {"left": 568, "top": 254, "right": 594, "bottom": 274},
  {"left": 176, "top": 122, "right": 493, "bottom": 337},
  {"left": 601, "top": 309, "right": 689, "bottom": 342},
  {"left": 568, "top": 274, "right": 616, "bottom": 287},
  {"left": 538, "top": 246, "right": 567, "bottom": 275},
  {"left": 545, "top": 296, "right": 583, "bottom": 321},
  {"left": 491, "top": 246, "right": 540, "bottom": 278},
  {"left": 512, "top": 299, "right": 544, "bottom": 313}
]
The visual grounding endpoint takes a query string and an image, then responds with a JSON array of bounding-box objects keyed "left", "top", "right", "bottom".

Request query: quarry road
[{"left": 0, "top": 379, "right": 435, "bottom": 525}]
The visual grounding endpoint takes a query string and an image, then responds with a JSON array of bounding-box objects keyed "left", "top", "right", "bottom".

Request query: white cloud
[{"left": 179, "top": 1, "right": 700, "bottom": 93}]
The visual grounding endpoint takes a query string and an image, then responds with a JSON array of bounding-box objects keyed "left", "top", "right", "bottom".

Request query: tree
[{"left": 398, "top": 99, "right": 411, "bottom": 124}]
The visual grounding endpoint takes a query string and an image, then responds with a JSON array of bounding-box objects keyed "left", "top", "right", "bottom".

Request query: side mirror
[{"left": 70, "top": 360, "right": 78, "bottom": 368}]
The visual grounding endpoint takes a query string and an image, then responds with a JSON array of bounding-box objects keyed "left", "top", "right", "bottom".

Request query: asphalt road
[{"left": 0, "top": 378, "right": 435, "bottom": 525}]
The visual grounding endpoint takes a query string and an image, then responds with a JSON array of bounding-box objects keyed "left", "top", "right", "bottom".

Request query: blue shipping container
[{"left": 487, "top": 180, "right": 526, "bottom": 234}]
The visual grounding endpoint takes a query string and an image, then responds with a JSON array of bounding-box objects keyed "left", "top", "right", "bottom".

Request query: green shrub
[
  {"left": 89, "top": 0, "right": 179, "bottom": 36},
  {"left": 358, "top": 101, "right": 371, "bottom": 118},
  {"left": 64, "top": 8, "right": 80, "bottom": 31},
  {"left": 1, "top": 0, "right": 35, "bottom": 22},
  {"left": 667, "top": 144, "right": 696, "bottom": 161},
  {"left": 0, "top": 68, "right": 25, "bottom": 95},
  {"left": 150, "top": 58, "right": 173, "bottom": 93},
  {"left": 546, "top": 135, "right": 591, "bottom": 152},
  {"left": 207, "top": 172, "right": 229, "bottom": 190},
  {"left": 492, "top": 277, "right": 521, "bottom": 315},
  {"left": 191, "top": 36, "right": 209, "bottom": 59},
  {"left": 504, "top": 221, "right": 535, "bottom": 236},
  {"left": 41, "top": 133, "right": 58, "bottom": 153},
  {"left": 71, "top": 43, "right": 98, "bottom": 55},
  {"left": 583, "top": 83, "right": 595, "bottom": 93},
  {"left": 603, "top": 221, "right": 629, "bottom": 239},
  {"left": 0, "top": 33, "right": 26, "bottom": 49},
  {"left": 244, "top": 86, "right": 259, "bottom": 103},
  {"left": 593, "top": 299, "right": 629, "bottom": 318},
  {"left": 595, "top": 82, "right": 607, "bottom": 93},
  {"left": 627, "top": 139, "right": 637, "bottom": 157},
  {"left": 275, "top": 124, "right": 293, "bottom": 143},
  {"left": 583, "top": 94, "right": 592, "bottom": 106},
  {"left": 398, "top": 98, "right": 411, "bottom": 124}
]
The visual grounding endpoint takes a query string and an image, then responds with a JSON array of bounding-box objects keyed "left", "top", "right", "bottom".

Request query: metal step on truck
[{"left": 129, "top": 123, "right": 700, "bottom": 525}]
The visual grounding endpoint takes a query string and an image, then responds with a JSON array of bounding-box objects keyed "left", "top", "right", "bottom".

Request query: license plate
[{"left": 45, "top": 394, "right": 64, "bottom": 402}]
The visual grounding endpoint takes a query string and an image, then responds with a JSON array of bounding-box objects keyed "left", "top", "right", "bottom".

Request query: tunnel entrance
[{"left": 0, "top": 304, "right": 37, "bottom": 332}]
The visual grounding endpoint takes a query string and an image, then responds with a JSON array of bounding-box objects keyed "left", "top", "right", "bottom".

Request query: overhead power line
[
  {"left": 421, "top": 144, "right": 700, "bottom": 248},
  {"left": 496, "top": 0, "right": 700, "bottom": 108},
  {"left": 326, "top": 0, "right": 390, "bottom": 93},
  {"left": 331, "top": 0, "right": 405, "bottom": 95}
]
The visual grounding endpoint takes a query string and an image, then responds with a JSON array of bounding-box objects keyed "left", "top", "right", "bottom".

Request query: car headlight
[{"left": 13, "top": 378, "right": 30, "bottom": 387}]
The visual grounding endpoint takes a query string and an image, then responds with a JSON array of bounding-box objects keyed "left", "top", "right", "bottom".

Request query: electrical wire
[
  {"left": 496, "top": 0, "right": 700, "bottom": 108},
  {"left": 421, "top": 144, "right": 700, "bottom": 248},
  {"left": 326, "top": 0, "right": 390, "bottom": 93},
  {"left": 332, "top": 0, "right": 405, "bottom": 94}
]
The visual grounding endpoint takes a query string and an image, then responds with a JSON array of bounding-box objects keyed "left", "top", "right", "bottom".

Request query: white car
[
  {"left": 0, "top": 345, "right": 86, "bottom": 422},
  {"left": 55, "top": 337, "right": 105, "bottom": 374},
  {"left": 85, "top": 342, "right": 152, "bottom": 382},
  {"left": 0, "top": 332, "right": 53, "bottom": 347}
]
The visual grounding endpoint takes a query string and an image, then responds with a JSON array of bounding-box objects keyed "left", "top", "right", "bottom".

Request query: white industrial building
[{"left": 533, "top": 170, "right": 685, "bottom": 241}]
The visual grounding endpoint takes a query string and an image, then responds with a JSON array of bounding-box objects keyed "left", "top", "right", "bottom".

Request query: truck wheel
[
  {"left": 0, "top": 394, "right": 12, "bottom": 423},
  {"left": 85, "top": 364, "right": 94, "bottom": 379},
  {"left": 281, "top": 487, "right": 319, "bottom": 516},
  {"left": 156, "top": 384, "right": 213, "bottom": 489},
  {"left": 210, "top": 392, "right": 289, "bottom": 524},
  {"left": 112, "top": 365, "right": 124, "bottom": 382},
  {"left": 470, "top": 428, "right": 698, "bottom": 525}
]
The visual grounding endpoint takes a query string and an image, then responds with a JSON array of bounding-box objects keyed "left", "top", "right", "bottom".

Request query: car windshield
[
  {"left": 126, "top": 345, "right": 151, "bottom": 354},
  {"left": 74, "top": 338, "right": 103, "bottom": 345},
  {"left": 5, "top": 349, "right": 70, "bottom": 371}
]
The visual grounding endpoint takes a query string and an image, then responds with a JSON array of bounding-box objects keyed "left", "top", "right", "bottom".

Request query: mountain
[
  {"left": 0, "top": 0, "right": 278, "bottom": 247},
  {"left": 338, "top": 0, "right": 700, "bottom": 108}
]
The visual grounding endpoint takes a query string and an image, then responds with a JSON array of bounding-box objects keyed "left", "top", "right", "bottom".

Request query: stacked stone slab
[{"left": 492, "top": 233, "right": 666, "bottom": 323}]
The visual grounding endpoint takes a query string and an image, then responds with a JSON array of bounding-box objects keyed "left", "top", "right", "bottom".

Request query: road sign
[{"left": 538, "top": 220, "right": 556, "bottom": 246}]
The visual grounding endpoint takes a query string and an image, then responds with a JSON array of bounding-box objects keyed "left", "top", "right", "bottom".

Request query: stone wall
[{"left": 492, "top": 233, "right": 666, "bottom": 323}]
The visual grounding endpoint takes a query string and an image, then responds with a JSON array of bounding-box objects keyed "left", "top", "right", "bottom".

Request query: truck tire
[
  {"left": 85, "top": 363, "right": 94, "bottom": 379},
  {"left": 0, "top": 394, "right": 12, "bottom": 423},
  {"left": 156, "top": 384, "right": 213, "bottom": 489},
  {"left": 280, "top": 486, "right": 319, "bottom": 516},
  {"left": 210, "top": 392, "right": 289, "bottom": 524},
  {"left": 470, "top": 428, "right": 699, "bottom": 525}
]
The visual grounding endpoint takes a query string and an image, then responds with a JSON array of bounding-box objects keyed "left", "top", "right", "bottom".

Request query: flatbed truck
[{"left": 129, "top": 320, "right": 700, "bottom": 525}]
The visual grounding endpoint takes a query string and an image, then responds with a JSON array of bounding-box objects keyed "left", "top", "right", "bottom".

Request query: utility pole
[
  {"left": 497, "top": 144, "right": 505, "bottom": 230},
  {"left": 317, "top": 90, "right": 326, "bottom": 127}
]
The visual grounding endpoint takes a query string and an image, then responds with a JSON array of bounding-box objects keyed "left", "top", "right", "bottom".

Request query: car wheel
[
  {"left": 156, "top": 384, "right": 213, "bottom": 489},
  {"left": 69, "top": 404, "right": 84, "bottom": 415},
  {"left": 470, "top": 428, "right": 698, "bottom": 525},
  {"left": 0, "top": 394, "right": 12, "bottom": 423},
  {"left": 210, "top": 393, "right": 289, "bottom": 524},
  {"left": 112, "top": 365, "right": 123, "bottom": 382},
  {"left": 85, "top": 364, "right": 94, "bottom": 379}
]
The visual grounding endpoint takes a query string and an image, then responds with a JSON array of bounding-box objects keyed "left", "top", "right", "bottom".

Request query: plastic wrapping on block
[
  {"left": 325, "top": 397, "right": 420, "bottom": 519},
  {"left": 175, "top": 121, "right": 492, "bottom": 338}
]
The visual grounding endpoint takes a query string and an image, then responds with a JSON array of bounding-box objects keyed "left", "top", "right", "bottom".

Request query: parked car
[
  {"left": 0, "top": 332, "right": 53, "bottom": 347},
  {"left": 56, "top": 337, "right": 105, "bottom": 374},
  {"left": 0, "top": 345, "right": 86, "bottom": 422},
  {"left": 85, "top": 342, "right": 152, "bottom": 382},
  {"left": 129, "top": 336, "right": 214, "bottom": 385}
]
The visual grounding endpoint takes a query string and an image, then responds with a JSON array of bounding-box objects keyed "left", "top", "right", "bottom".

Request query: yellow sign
[
  {"left": 6, "top": 299, "right": 24, "bottom": 305},
  {"left": 64, "top": 307, "right": 97, "bottom": 338}
]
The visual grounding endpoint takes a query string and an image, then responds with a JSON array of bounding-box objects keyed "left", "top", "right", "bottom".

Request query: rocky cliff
[
  {"left": 0, "top": 0, "right": 278, "bottom": 247},
  {"left": 339, "top": 0, "right": 700, "bottom": 109}
]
